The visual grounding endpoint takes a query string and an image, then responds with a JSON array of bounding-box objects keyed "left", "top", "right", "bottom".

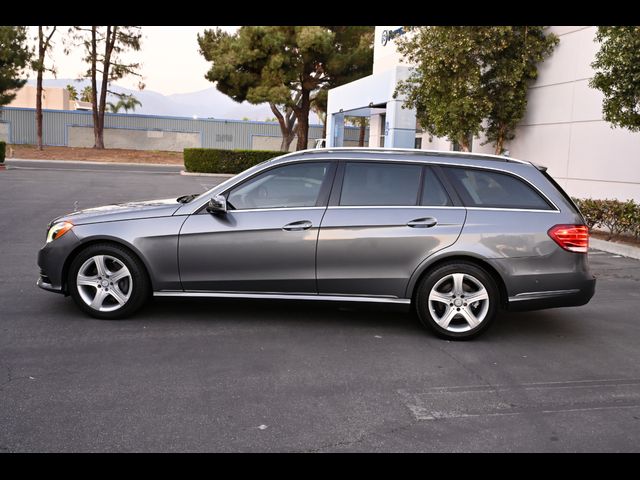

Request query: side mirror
[{"left": 206, "top": 194, "right": 227, "bottom": 214}]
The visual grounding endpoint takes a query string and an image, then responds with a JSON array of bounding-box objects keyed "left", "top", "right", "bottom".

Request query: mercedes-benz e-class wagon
[{"left": 37, "top": 148, "right": 595, "bottom": 339}]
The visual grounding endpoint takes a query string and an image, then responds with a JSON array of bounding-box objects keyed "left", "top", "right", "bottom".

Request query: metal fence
[{"left": 0, "top": 107, "right": 367, "bottom": 150}]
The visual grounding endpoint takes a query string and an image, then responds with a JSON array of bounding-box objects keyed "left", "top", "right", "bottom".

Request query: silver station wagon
[{"left": 37, "top": 148, "right": 596, "bottom": 339}]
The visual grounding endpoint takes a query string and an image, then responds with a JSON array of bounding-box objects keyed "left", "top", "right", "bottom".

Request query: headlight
[{"left": 46, "top": 221, "right": 74, "bottom": 243}]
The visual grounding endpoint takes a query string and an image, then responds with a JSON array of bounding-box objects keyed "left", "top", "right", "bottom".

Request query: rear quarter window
[{"left": 443, "top": 166, "right": 553, "bottom": 210}]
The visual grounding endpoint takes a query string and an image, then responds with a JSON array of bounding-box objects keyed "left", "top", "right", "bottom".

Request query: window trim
[{"left": 441, "top": 165, "right": 557, "bottom": 211}]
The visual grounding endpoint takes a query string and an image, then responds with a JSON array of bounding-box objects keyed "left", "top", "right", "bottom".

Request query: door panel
[
  {"left": 316, "top": 207, "right": 466, "bottom": 297},
  {"left": 178, "top": 208, "right": 325, "bottom": 293}
]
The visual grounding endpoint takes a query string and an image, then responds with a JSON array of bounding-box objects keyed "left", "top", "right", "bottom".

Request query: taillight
[{"left": 548, "top": 224, "right": 589, "bottom": 253}]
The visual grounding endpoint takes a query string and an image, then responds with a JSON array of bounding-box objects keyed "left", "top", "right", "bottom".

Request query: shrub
[
  {"left": 183, "top": 148, "right": 283, "bottom": 174},
  {"left": 573, "top": 197, "right": 640, "bottom": 241},
  {"left": 0, "top": 141, "right": 5, "bottom": 163}
]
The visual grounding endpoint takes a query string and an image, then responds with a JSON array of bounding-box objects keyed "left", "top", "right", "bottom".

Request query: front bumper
[{"left": 36, "top": 229, "right": 81, "bottom": 295}]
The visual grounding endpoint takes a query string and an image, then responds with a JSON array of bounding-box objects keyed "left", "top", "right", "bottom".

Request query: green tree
[
  {"left": 107, "top": 93, "right": 141, "bottom": 113},
  {"left": 312, "top": 26, "right": 374, "bottom": 140},
  {"left": 66, "top": 84, "right": 78, "bottom": 101},
  {"left": 590, "top": 26, "right": 640, "bottom": 132},
  {"left": 80, "top": 85, "right": 93, "bottom": 102},
  {"left": 32, "top": 26, "right": 57, "bottom": 150},
  {"left": 395, "top": 26, "right": 557, "bottom": 153},
  {"left": 0, "top": 26, "right": 32, "bottom": 107},
  {"left": 198, "top": 26, "right": 373, "bottom": 151},
  {"left": 69, "top": 26, "right": 143, "bottom": 149},
  {"left": 482, "top": 27, "right": 558, "bottom": 154}
]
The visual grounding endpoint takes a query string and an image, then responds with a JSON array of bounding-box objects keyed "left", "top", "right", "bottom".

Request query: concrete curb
[
  {"left": 6, "top": 158, "right": 183, "bottom": 168},
  {"left": 591, "top": 238, "right": 640, "bottom": 260},
  {"left": 180, "top": 170, "right": 235, "bottom": 178}
]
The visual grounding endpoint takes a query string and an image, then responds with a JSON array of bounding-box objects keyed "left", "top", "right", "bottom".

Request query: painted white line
[{"left": 410, "top": 404, "right": 640, "bottom": 421}]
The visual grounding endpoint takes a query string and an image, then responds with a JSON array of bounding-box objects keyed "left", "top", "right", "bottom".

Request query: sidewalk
[{"left": 591, "top": 238, "right": 640, "bottom": 260}]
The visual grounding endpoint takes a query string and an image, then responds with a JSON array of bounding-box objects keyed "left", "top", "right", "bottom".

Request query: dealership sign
[{"left": 381, "top": 27, "right": 405, "bottom": 46}]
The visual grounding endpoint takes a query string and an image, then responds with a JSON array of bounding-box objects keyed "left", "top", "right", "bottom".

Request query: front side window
[
  {"left": 227, "top": 162, "right": 330, "bottom": 210},
  {"left": 443, "top": 167, "right": 552, "bottom": 210},
  {"left": 340, "top": 162, "right": 422, "bottom": 206}
]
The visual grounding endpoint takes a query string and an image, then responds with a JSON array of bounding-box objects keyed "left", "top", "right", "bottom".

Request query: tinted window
[
  {"left": 227, "top": 162, "right": 329, "bottom": 209},
  {"left": 444, "top": 167, "right": 552, "bottom": 210},
  {"left": 421, "top": 168, "right": 452, "bottom": 206},
  {"left": 340, "top": 162, "right": 422, "bottom": 206}
]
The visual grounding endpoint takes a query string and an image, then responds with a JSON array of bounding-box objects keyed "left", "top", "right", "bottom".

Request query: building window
[
  {"left": 379, "top": 114, "right": 386, "bottom": 147},
  {"left": 415, "top": 137, "right": 422, "bottom": 150}
]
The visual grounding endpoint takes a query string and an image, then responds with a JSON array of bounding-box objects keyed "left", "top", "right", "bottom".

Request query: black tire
[
  {"left": 67, "top": 242, "right": 150, "bottom": 319},
  {"left": 415, "top": 261, "right": 499, "bottom": 340}
]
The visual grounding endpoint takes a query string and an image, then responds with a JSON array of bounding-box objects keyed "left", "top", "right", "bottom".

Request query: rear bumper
[{"left": 506, "top": 276, "right": 596, "bottom": 311}]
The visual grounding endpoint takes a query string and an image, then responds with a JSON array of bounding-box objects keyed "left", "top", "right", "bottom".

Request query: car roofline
[{"left": 272, "top": 147, "right": 530, "bottom": 165}]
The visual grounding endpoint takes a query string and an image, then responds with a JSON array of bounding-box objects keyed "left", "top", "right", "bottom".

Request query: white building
[{"left": 326, "top": 26, "right": 640, "bottom": 202}]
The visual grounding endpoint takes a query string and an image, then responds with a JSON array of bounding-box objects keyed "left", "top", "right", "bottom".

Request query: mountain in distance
[{"left": 28, "top": 78, "right": 320, "bottom": 124}]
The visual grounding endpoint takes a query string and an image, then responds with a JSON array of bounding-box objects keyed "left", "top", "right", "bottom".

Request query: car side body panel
[
  {"left": 69, "top": 216, "right": 187, "bottom": 291},
  {"left": 317, "top": 206, "right": 466, "bottom": 297},
  {"left": 177, "top": 208, "right": 326, "bottom": 293}
]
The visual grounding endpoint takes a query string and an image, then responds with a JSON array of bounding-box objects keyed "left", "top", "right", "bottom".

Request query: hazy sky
[{"left": 28, "top": 26, "right": 239, "bottom": 95}]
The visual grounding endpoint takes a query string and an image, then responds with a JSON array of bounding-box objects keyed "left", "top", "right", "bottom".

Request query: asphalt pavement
[{"left": 1, "top": 160, "right": 640, "bottom": 452}]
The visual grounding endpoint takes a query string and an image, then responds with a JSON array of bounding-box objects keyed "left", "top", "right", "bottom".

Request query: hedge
[
  {"left": 573, "top": 197, "right": 640, "bottom": 240},
  {"left": 183, "top": 148, "right": 283, "bottom": 174},
  {"left": 0, "top": 141, "right": 5, "bottom": 163}
]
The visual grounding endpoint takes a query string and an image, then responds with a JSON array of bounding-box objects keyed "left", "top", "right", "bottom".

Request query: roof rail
[{"left": 277, "top": 147, "right": 529, "bottom": 164}]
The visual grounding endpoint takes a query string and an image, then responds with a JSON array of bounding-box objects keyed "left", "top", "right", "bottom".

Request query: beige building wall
[
  {"left": 8, "top": 85, "right": 73, "bottom": 110},
  {"left": 68, "top": 126, "right": 201, "bottom": 151}
]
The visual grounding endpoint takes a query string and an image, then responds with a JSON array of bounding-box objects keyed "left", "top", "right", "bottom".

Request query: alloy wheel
[
  {"left": 76, "top": 255, "right": 132, "bottom": 312},
  {"left": 428, "top": 273, "right": 490, "bottom": 333}
]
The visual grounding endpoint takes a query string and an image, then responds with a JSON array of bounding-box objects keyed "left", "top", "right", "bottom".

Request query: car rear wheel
[
  {"left": 68, "top": 243, "right": 150, "bottom": 319},
  {"left": 415, "top": 262, "right": 498, "bottom": 340}
]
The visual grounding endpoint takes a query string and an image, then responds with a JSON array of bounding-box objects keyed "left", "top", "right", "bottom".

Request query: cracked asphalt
[{"left": 1, "top": 160, "right": 640, "bottom": 452}]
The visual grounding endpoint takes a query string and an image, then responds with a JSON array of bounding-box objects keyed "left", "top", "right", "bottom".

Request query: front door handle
[
  {"left": 407, "top": 217, "right": 438, "bottom": 228},
  {"left": 282, "top": 220, "right": 313, "bottom": 231}
]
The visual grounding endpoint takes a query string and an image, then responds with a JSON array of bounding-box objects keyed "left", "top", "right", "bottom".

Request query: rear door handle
[
  {"left": 282, "top": 220, "right": 313, "bottom": 231},
  {"left": 407, "top": 217, "right": 438, "bottom": 228}
]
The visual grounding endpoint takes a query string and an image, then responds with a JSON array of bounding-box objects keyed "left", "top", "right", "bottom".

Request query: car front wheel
[
  {"left": 415, "top": 262, "right": 499, "bottom": 340},
  {"left": 68, "top": 243, "right": 150, "bottom": 319}
]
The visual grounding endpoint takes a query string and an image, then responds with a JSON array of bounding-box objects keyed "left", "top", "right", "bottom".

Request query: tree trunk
[
  {"left": 358, "top": 118, "right": 366, "bottom": 147},
  {"left": 90, "top": 26, "right": 102, "bottom": 149},
  {"left": 458, "top": 135, "right": 470, "bottom": 152},
  {"left": 294, "top": 89, "right": 311, "bottom": 151},
  {"left": 36, "top": 27, "right": 44, "bottom": 151},
  {"left": 97, "top": 27, "right": 116, "bottom": 150},
  {"left": 270, "top": 102, "right": 297, "bottom": 151},
  {"left": 494, "top": 125, "right": 506, "bottom": 155}
]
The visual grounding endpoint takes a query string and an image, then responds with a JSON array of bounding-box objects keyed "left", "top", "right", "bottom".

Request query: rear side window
[
  {"left": 340, "top": 162, "right": 422, "bottom": 206},
  {"left": 443, "top": 167, "right": 553, "bottom": 210}
]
